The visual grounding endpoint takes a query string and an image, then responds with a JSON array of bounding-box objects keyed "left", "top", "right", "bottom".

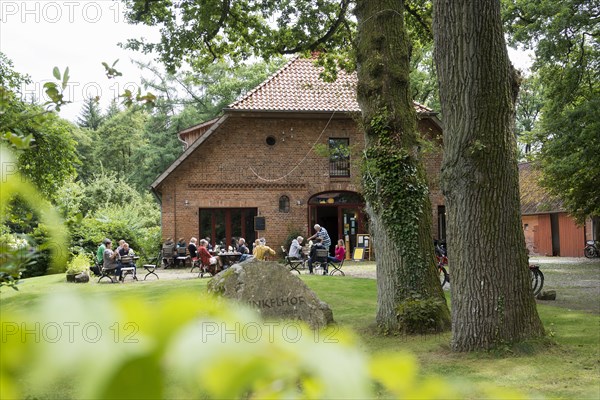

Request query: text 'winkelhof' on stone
[{"left": 248, "top": 296, "right": 307, "bottom": 309}]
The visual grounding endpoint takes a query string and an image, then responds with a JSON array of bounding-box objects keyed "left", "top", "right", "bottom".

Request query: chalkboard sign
[{"left": 254, "top": 216, "right": 266, "bottom": 231}]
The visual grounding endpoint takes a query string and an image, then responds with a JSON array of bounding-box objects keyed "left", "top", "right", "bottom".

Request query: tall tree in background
[
  {"left": 433, "top": 0, "right": 544, "bottom": 350},
  {"left": 76, "top": 96, "right": 105, "bottom": 131},
  {"left": 93, "top": 108, "right": 147, "bottom": 183},
  {"left": 503, "top": 0, "right": 599, "bottom": 226},
  {"left": 514, "top": 74, "right": 544, "bottom": 158},
  {"left": 123, "top": 0, "right": 450, "bottom": 332}
]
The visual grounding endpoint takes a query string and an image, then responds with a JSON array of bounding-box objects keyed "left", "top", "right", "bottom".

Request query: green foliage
[
  {"left": 65, "top": 253, "right": 91, "bottom": 275},
  {"left": 123, "top": 0, "right": 354, "bottom": 72},
  {"left": 0, "top": 290, "right": 526, "bottom": 399},
  {"left": 78, "top": 170, "right": 141, "bottom": 216},
  {"left": 76, "top": 96, "right": 105, "bottom": 131},
  {"left": 409, "top": 42, "right": 440, "bottom": 111},
  {"left": 537, "top": 98, "right": 600, "bottom": 221},
  {"left": 26, "top": 225, "right": 56, "bottom": 277},
  {"left": 0, "top": 52, "right": 30, "bottom": 90},
  {"left": 362, "top": 142, "right": 429, "bottom": 263},
  {"left": 70, "top": 218, "right": 138, "bottom": 258},
  {"left": 0, "top": 146, "right": 68, "bottom": 278},
  {"left": 0, "top": 234, "right": 36, "bottom": 291},
  {"left": 503, "top": 0, "right": 600, "bottom": 220},
  {"left": 92, "top": 108, "right": 148, "bottom": 182},
  {"left": 16, "top": 113, "right": 79, "bottom": 200},
  {"left": 397, "top": 293, "right": 448, "bottom": 334},
  {"left": 515, "top": 74, "right": 544, "bottom": 157},
  {"left": 42, "top": 67, "right": 70, "bottom": 111}
]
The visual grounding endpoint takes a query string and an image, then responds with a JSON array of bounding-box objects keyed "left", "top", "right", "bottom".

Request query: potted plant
[{"left": 66, "top": 253, "right": 91, "bottom": 283}]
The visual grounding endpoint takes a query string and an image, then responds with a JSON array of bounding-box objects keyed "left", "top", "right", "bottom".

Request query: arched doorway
[{"left": 308, "top": 191, "right": 368, "bottom": 254}]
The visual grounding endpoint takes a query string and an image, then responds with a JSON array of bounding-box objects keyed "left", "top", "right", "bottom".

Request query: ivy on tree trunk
[{"left": 355, "top": 0, "right": 451, "bottom": 334}]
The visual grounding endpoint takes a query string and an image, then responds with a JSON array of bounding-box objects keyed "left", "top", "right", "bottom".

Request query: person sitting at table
[
  {"left": 198, "top": 239, "right": 221, "bottom": 271},
  {"left": 93, "top": 238, "right": 109, "bottom": 275},
  {"left": 118, "top": 242, "right": 137, "bottom": 274},
  {"left": 237, "top": 238, "right": 253, "bottom": 262},
  {"left": 237, "top": 238, "right": 249, "bottom": 254},
  {"left": 118, "top": 242, "right": 134, "bottom": 257},
  {"left": 253, "top": 238, "right": 276, "bottom": 261},
  {"left": 328, "top": 239, "right": 346, "bottom": 263},
  {"left": 307, "top": 237, "right": 327, "bottom": 275},
  {"left": 188, "top": 237, "right": 198, "bottom": 259},
  {"left": 175, "top": 237, "right": 187, "bottom": 266},
  {"left": 103, "top": 239, "right": 123, "bottom": 281},
  {"left": 162, "top": 238, "right": 175, "bottom": 269},
  {"left": 288, "top": 236, "right": 304, "bottom": 260},
  {"left": 115, "top": 239, "right": 126, "bottom": 255},
  {"left": 204, "top": 237, "right": 213, "bottom": 251}
]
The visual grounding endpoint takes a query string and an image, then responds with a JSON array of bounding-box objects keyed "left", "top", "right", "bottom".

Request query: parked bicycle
[
  {"left": 529, "top": 264, "right": 544, "bottom": 296},
  {"left": 584, "top": 240, "right": 600, "bottom": 258},
  {"left": 434, "top": 240, "right": 450, "bottom": 288}
]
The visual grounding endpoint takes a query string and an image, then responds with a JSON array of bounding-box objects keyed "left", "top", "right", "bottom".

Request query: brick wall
[{"left": 156, "top": 113, "right": 445, "bottom": 250}]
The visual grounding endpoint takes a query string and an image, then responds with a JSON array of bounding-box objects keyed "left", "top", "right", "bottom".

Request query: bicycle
[
  {"left": 529, "top": 264, "right": 544, "bottom": 296},
  {"left": 434, "top": 240, "right": 450, "bottom": 288}
]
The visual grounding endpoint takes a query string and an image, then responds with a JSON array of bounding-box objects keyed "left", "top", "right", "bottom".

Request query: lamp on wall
[
  {"left": 184, "top": 200, "right": 190, "bottom": 207},
  {"left": 296, "top": 199, "right": 303, "bottom": 206}
]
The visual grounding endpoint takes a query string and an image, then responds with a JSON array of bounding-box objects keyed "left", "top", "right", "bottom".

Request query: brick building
[{"left": 150, "top": 56, "right": 446, "bottom": 255}]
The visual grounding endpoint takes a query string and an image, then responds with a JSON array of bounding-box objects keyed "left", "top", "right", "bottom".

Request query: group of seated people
[
  {"left": 160, "top": 235, "right": 282, "bottom": 271},
  {"left": 157, "top": 231, "right": 345, "bottom": 275},
  {"left": 95, "top": 238, "right": 138, "bottom": 281},
  {"left": 287, "top": 235, "right": 346, "bottom": 275}
]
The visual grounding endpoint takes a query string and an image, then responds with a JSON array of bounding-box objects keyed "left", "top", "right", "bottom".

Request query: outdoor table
[
  {"left": 120, "top": 255, "right": 139, "bottom": 281},
  {"left": 217, "top": 252, "right": 242, "bottom": 267}
]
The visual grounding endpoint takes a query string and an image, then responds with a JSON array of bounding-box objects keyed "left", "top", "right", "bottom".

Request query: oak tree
[{"left": 433, "top": 0, "right": 545, "bottom": 350}]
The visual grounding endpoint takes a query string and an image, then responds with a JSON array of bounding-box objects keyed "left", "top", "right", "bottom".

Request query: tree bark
[
  {"left": 355, "top": 0, "right": 451, "bottom": 333},
  {"left": 432, "top": 0, "right": 545, "bottom": 350}
]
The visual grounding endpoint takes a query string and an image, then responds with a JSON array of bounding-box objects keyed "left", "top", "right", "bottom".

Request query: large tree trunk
[
  {"left": 433, "top": 0, "right": 545, "bottom": 350},
  {"left": 355, "top": 0, "right": 451, "bottom": 333}
]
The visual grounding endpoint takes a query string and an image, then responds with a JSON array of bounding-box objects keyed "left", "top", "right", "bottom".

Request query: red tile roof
[
  {"left": 227, "top": 55, "right": 432, "bottom": 114},
  {"left": 519, "top": 162, "right": 564, "bottom": 214}
]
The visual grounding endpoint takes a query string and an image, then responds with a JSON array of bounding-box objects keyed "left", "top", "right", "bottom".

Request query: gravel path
[{"left": 139, "top": 258, "right": 599, "bottom": 314}]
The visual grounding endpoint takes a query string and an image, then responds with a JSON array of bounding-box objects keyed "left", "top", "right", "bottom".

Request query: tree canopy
[{"left": 503, "top": 0, "right": 600, "bottom": 221}]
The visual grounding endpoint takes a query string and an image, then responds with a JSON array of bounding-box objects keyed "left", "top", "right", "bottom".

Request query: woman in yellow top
[{"left": 253, "top": 238, "right": 276, "bottom": 261}]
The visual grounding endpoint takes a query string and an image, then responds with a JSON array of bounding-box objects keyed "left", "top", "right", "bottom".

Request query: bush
[
  {"left": 27, "top": 225, "right": 53, "bottom": 277},
  {"left": 396, "top": 293, "right": 448, "bottom": 334},
  {"left": 65, "top": 253, "right": 91, "bottom": 275},
  {"left": 0, "top": 233, "right": 37, "bottom": 289},
  {"left": 70, "top": 217, "right": 139, "bottom": 256}
]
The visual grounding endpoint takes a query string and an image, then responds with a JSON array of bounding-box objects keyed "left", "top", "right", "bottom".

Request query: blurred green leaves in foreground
[
  {"left": 0, "top": 291, "right": 525, "bottom": 399},
  {"left": 0, "top": 146, "right": 68, "bottom": 289}
]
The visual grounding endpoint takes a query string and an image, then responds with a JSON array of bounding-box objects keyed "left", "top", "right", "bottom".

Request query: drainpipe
[
  {"left": 150, "top": 186, "right": 164, "bottom": 251},
  {"left": 177, "top": 130, "right": 188, "bottom": 151}
]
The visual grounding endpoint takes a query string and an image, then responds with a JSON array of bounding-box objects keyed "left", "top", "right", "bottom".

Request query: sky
[
  {"left": 0, "top": 1, "right": 534, "bottom": 122},
  {"left": 0, "top": 0, "right": 160, "bottom": 121}
]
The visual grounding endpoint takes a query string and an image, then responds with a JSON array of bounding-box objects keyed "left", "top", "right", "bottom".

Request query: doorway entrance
[{"left": 308, "top": 191, "right": 367, "bottom": 255}]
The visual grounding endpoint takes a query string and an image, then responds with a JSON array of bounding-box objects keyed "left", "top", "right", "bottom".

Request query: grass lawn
[{"left": 1, "top": 263, "right": 599, "bottom": 399}]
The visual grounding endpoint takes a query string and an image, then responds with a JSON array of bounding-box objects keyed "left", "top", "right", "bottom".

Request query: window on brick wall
[
  {"left": 279, "top": 195, "right": 290, "bottom": 213},
  {"left": 329, "top": 138, "right": 350, "bottom": 177}
]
